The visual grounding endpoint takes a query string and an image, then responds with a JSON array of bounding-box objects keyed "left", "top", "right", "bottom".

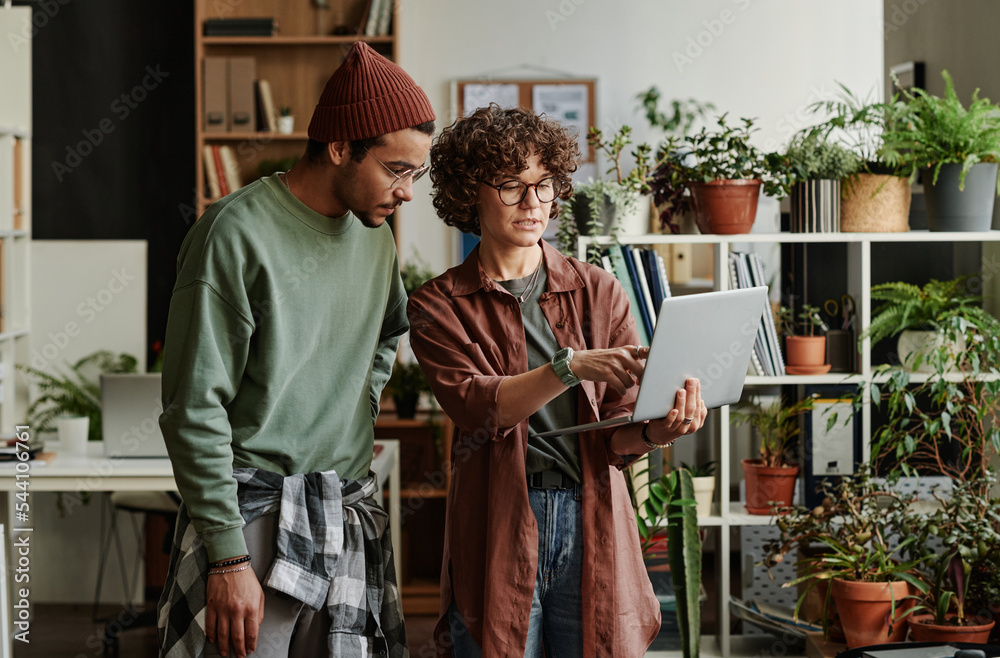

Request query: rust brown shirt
[{"left": 407, "top": 240, "right": 660, "bottom": 657}]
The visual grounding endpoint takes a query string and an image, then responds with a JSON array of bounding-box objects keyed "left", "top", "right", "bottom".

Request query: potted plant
[
  {"left": 277, "top": 106, "right": 295, "bottom": 135},
  {"left": 902, "top": 475, "right": 999, "bottom": 643},
  {"left": 383, "top": 361, "right": 431, "bottom": 419},
  {"left": 762, "top": 466, "right": 924, "bottom": 648},
  {"left": 780, "top": 132, "right": 860, "bottom": 233},
  {"left": 19, "top": 351, "right": 139, "bottom": 451},
  {"left": 733, "top": 395, "right": 815, "bottom": 514},
  {"left": 557, "top": 125, "right": 660, "bottom": 260},
  {"left": 881, "top": 69, "right": 1000, "bottom": 232},
  {"left": 681, "top": 460, "right": 717, "bottom": 518},
  {"left": 648, "top": 114, "right": 791, "bottom": 235},
  {"left": 862, "top": 275, "right": 998, "bottom": 372},
  {"left": 778, "top": 303, "right": 829, "bottom": 373}
]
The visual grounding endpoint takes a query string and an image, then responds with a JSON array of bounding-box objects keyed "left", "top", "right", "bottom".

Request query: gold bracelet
[{"left": 208, "top": 564, "right": 251, "bottom": 576}]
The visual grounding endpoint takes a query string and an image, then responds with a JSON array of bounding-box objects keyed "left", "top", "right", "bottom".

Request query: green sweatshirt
[{"left": 159, "top": 174, "right": 408, "bottom": 561}]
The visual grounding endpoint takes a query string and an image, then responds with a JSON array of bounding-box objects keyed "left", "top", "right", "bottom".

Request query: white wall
[{"left": 396, "top": 0, "right": 884, "bottom": 273}]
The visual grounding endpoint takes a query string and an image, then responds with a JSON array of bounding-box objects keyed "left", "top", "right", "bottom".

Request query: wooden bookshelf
[{"left": 193, "top": 0, "right": 398, "bottom": 215}]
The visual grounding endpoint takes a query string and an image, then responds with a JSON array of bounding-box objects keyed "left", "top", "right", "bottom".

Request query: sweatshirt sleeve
[
  {"left": 369, "top": 271, "right": 409, "bottom": 423},
  {"left": 159, "top": 280, "right": 253, "bottom": 562}
]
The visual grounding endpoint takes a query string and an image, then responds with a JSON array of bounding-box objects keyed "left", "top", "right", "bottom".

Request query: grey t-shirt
[{"left": 497, "top": 261, "right": 582, "bottom": 483}]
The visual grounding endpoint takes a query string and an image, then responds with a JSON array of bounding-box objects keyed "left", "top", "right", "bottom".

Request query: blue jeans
[{"left": 448, "top": 484, "right": 583, "bottom": 658}]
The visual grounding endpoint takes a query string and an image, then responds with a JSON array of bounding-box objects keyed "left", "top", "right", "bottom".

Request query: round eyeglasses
[
  {"left": 363, "top": 147, "right": 430, "bottom": 190},
  {"left": 485, "top": 177, "right": 566, "bottom": 206}
]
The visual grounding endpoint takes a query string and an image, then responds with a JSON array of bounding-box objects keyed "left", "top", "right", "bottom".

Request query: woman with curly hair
[{"left": 406, "top": 104, "right": 706, "bottom": 657}]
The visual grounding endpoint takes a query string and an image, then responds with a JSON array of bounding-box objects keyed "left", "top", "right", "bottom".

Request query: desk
[{"left": 0, "top": 439, "right": 400, "bottom": 657}]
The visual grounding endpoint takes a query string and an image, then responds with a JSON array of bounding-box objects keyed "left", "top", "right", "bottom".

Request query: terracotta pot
[
  {"left": 785, "top": 335, "right": 826, "bottom": 367},
  {"left": 741, "top": 459, "right": 798, "bottom": 514},
  {"left": 831, "top": 579, "right": 913, "bottom": 648},
  {"left": 689, "top": 179, "right": 761, "bottom": 235},
  {"left": 909, "top": 613, "right": 995, "bottom": 643}
]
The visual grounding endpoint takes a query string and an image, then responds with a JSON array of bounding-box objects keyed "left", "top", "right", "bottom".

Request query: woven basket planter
[{"left": 840, "top": 173, "right": 911, "bottom": 232}]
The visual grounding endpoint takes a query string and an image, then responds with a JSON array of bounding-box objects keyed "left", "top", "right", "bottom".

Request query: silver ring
[
  {"left": 633, "top": 345, "right": 641, "bottom": 359},
  {"left": 682, "top": 418, "right": 694, "bottom": 424}
]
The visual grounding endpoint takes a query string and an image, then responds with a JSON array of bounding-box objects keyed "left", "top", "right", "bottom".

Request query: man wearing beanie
[{"left": 157, "top": 42, "right": 434, "bottom": 658}]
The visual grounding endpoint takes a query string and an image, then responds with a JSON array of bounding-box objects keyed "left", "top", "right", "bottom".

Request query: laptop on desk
[
  {"left": 101, "top": 373, "right": 170, "bottom": 458},
  {"left": 535, "top": 287, "right": 768, "bottom": 437}
]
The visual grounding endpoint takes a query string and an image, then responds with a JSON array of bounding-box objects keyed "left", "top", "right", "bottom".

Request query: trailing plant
[
  {"left": 781, "top": 132, "right": 861, "bottom": 183},
  {"left": 900, "top": 473, "right": 1000, "bottom": 626},
  {"left": 732, "top": 395, "right": 816, "bottom": 468},
  {"left": 881, "top": 69, "right": 1000, "bottom": 192},
  {"left": 556, "top": 177, "right": 639, "bottom": 264},
  {"left": 19, "top": 351, "right": 139, "bottom": 443},
  {"left": 862, "top": 275, "right": 997, "bottom": 349}
]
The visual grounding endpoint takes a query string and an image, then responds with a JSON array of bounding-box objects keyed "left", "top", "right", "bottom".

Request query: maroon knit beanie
[{"left": 307, "top": 42, "right": 435, "bottom": 142}]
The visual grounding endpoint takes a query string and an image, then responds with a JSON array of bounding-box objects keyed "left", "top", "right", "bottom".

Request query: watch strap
[{"left": 551, "top": 347, "right": 582, "bottom": 387}]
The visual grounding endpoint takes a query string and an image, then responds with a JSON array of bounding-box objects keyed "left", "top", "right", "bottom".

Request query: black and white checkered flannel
[{"left": 156, "top": 468, "right": 407, "bottom": 657}]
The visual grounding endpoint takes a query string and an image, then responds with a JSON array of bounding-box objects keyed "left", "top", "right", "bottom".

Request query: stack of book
[
  {"left": 728, "top": 251, "right": 785, "bottom": 376},
  {"left": 202, "top": 145, "right": 244, "bottom": 201},
  {"left": 598, "top": 245, "right": 672, "bottom": 346}
]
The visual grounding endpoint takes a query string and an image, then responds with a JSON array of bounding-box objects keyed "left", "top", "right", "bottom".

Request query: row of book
[
  {"left": 728, "top": 251, "right": 786, "bottom": 376},
  {"left": 202, "top": 145, "right": 244, "bottom": 200},
  {"left": 360, "top": 0, "right": 394, "bottom": 37},
  {"left": 597, "top": 245, "right": 672, "bottom": 346},
  {"left": 204, "top": 57, "right": 284, "bottom": 134}
]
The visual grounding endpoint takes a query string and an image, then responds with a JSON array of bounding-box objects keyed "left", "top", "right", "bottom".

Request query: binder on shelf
[
  {"left": 729, "top": 252, "right": 772, "bottom": 376},
  {"left": 376, "top": 0, "right": 394, "bottom": 36},
  {"left": 606, "top": 247, "right": 650, "bottom": 346},
  {"left": 202, "top": 145, "right": 221, "bottom": 199},
  {"left": 629, "top": 246, "right": 657, "bottom": 329},
  {"left": 228, "top": 57, "right": 257, "bottom": 133},
  {"left": 256, "top": 79, "right": 278, "bottom": 133},
  {"left": 203, "top": 57, "right": 229, "bottom": 133},
  {"left": 745, "top": 252, "right": 786, "bottom": 376},
  {"left": 620, "top": 245, "right": 653, "bottom": 339},
  {"left": 654, "top": 251, "right": 672, "bottom": 299},
  {"left": 364, "top": 0, "right": 384, "bottom": 36}
]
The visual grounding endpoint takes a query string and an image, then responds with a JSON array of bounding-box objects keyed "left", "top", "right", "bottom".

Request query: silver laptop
[
  {"left": 535, "top": 287, "right": 768, "bottom": 437},
  {"left": 101, "top": 373, "right": 170, "bottom": 458}
]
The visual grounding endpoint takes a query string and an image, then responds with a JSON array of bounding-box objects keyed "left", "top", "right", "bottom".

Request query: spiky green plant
[
  {"left": 19, "top": 351, "right": 138, "bottom": 442},
  {"left": 862, "top": 275, "right": 999, "bottom": 349},
  {"left": 732, "top": 395, "right": 816, "bottom": 468},
  {"left": 881, "top": 69, "right": 1000, "bottom": 192}
]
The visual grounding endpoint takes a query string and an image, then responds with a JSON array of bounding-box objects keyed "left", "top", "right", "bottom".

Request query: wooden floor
[{"left": 13, "top": 604, "right": 439, "bottom": 657}]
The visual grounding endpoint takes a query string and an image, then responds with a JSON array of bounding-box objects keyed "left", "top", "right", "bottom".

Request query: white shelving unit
[
  {"left": 581, "top": 230, "right": 1000, "bottom": 657},
  {"left": 0, "top": 6, "right": 32, "bottom": 438}
]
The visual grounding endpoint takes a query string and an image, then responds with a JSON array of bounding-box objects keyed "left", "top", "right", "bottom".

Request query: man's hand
[
  {"left": 568, "top": 345, "right": 649, "bottom": 395},
  {"left": 205, "top": 565, "right": 265, "bottom": 658}
]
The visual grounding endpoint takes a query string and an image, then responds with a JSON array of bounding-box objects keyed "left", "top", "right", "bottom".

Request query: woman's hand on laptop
[
  {"left": 644, "top": 378, "right": 707, "bottom": 445},
  {"left": 569, "top": 345, "right": 649, "bottom": 395}
]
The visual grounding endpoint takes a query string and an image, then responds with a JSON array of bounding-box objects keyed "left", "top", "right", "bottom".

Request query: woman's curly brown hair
[{"left": 430, "top": 104, "right": 580, "bottom": 235}]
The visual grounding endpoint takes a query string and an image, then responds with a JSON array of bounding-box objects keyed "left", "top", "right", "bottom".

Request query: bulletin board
[{"left": 452, "top": 78, "right": 597, "bottom": 163}]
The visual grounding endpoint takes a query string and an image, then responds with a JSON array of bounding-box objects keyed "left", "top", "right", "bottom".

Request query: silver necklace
[
  {"left": 281, "top": 170, "right": 290, "bottom": 189},
  {"left": 513, "top": 257, "right": 542, "bottom": 304}
]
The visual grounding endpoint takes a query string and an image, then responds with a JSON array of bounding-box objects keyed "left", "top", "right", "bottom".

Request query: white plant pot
[
  {"left": 897, "top": 329, "right": 966, "bottom": 373},
  {"left": 57, "top": 416, "right": 90, "bottom": 456},
  {"left": 616, "top": 193, "right": 651, "bottom": 235},
  {"left": 692, "top": 475, "right": 715, "bottom": 518},
  {"left": 277, "top": 115, "right": 295, "bottom": 135}
]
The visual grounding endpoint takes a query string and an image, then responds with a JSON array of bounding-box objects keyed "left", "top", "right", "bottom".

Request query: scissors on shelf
[{"left": 824, "top": 294, "right": 856, "bottom": 331}]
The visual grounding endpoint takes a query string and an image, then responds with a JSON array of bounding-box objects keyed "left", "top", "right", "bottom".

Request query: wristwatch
[{"left": 551, "top": 347, "right": 582, "bottom": 387}]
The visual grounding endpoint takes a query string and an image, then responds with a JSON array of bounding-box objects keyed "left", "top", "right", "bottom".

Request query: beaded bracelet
[
  {"left": 208, "top": 564, "right": 251, "bottom": 576},
  {"left": 209, "top": 555, "right": 251, "bottom": 569}
]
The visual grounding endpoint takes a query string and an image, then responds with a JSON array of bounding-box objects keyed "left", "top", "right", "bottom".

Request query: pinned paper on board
[
  {"left": 462, "top": 84, "right": 520, "bottom": 116},
  {"left": 532, "top": 83, "right": 589, "bottom": 159}
]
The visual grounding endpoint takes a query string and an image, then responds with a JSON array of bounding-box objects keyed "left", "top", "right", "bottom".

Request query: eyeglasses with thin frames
[
  {"left": 484, "top": 177, "right": 566, "bottom": 206},
  {"left": 363, "top": 147, "right": 429, "bottom": 190}
]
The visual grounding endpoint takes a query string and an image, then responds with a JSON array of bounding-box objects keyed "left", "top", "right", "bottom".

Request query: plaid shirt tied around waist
[{"left": 157, "top": 468, "right": 407, "bottom": 657}]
